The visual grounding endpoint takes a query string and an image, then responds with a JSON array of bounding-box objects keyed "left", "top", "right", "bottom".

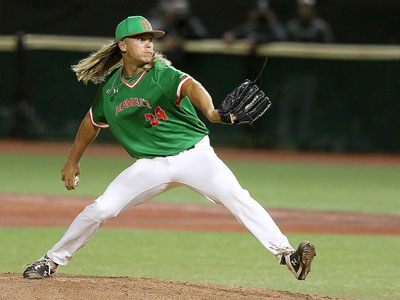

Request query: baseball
[{"left": 74, "top": 176, "right": 80, "bottom": 188}]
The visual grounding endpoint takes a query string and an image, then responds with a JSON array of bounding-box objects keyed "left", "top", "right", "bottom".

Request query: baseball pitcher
[{"left": 23, "top": 16, "right": 315, "bottom": 281}]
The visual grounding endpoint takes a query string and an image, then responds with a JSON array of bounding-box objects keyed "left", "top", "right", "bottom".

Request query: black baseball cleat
[
  {"left": 23, "top": 255, "right": 58, "bottom": 279},
  {"left": 282, "top": 241, "right": 316, "bottom": 280}
]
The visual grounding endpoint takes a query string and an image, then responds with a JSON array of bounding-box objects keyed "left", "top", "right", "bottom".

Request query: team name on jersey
[{"left": 115, "top": 98, "right": 152, "bottom": 116}]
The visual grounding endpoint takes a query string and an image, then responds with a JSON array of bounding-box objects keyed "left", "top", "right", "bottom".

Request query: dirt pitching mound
[{"left": 0, "top": 273, "right": 343, "bottom": 300}]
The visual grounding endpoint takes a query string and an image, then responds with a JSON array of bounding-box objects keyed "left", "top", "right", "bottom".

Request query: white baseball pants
[{"left": 48, "top": 136, "right": 294, "bottom": 265}]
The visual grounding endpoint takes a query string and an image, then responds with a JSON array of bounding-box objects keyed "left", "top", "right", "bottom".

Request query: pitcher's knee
[
  {"left": 216, "top": 186, "right": 253, "bottom": 207},
  {"left": 84, "top": 202, "right": 118, "bottom": 223}
]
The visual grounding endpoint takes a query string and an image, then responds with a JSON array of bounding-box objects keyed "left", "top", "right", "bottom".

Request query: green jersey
[{"left": 90, "top": 60, "right": 209, "bottom": 159}]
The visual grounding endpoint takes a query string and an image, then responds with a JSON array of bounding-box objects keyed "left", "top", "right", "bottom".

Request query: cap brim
[{"left": 124, "top": 30, "right": 165, "bottom": 39}]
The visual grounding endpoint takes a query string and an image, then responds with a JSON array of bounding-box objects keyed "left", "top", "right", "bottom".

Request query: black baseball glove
[{"left": 218, "top": 79, "right": 271, "bottom": 125}]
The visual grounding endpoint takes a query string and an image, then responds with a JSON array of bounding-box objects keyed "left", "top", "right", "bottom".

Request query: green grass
[
  {"left": 1, "top": 227, "right": 399, "bottom": 300},
  {"left": 1, "top": 151, "right": 399, "bottom": 299},
  {"left": 0, "top": 152, "right": 399, "bottom": 215}
]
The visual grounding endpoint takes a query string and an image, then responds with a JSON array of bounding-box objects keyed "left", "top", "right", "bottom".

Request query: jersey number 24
[{"left": 145, "top": 106, "right": 168, "bottom": 127}]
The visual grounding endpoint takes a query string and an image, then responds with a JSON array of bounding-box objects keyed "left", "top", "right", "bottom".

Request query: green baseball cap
[{"left": 115, "top": 16, "right": 165, "bottom": 41}]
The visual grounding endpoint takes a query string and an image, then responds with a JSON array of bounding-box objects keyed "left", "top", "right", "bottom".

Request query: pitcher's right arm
[{"left": 61, "top": 112, "right": 100, "bottom": 190}]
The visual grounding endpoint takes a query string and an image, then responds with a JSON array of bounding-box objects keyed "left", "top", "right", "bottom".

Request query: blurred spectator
[
  {"left": 277, "top": 0, "right": 334, "bottom": 149},
  {"left": 286, "top": 0, "right": 334, "bottom": 43},
  {"left": 147, "top": 0, "right": 172, "bottom": 30},
  {"left": 223, "top": 1, "right": 287, "bottom": 147},
  {"left": 223, "top": 0, "right": 287, "bottom": 80},
  {"left": 223, "top": 0, "right": 287, "bottom": 46},
  {"left": 148, "top": 0, "right": 208, "bottom": 68}
]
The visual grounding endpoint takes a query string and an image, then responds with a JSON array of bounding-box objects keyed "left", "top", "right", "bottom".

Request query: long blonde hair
[{"left": 72, "top": 42, "right": 171, "bottom": 85}]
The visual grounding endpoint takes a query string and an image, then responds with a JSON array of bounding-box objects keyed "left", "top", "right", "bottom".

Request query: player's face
[{"left": 119, "top": 34, "right": 154, "bottom": 67}]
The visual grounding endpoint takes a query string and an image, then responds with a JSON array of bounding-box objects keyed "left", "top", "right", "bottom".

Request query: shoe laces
[{"left": 269, "top": 242, "right": 294, "bottom": 256}]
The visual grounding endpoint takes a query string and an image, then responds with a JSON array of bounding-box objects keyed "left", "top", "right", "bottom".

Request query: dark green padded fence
[{"left": 1, "top": 49, "right": 399, "bottom": 152}]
